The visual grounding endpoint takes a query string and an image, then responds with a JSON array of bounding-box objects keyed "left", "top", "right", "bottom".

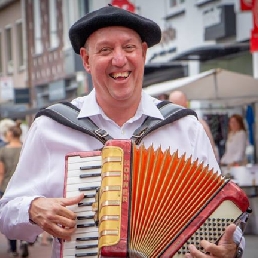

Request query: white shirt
[
  {"left": 0, "top": 90, "right": 239, "bottom": 258},
  {"left": 221, "top": 130, "right": 248, "bottom": 165}
]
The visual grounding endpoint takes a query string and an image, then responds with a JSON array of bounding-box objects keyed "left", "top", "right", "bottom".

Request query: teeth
[{"left": 111, "top": 72, "right": 130, "bottom": 79}]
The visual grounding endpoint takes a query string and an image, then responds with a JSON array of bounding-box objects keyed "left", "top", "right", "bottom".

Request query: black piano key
[
  {"left": 80, "top": 173, "right": 101, "bottom": 178},
  {"left": 76, "top": 236, "right": 98, "bottom": 242},
  {"left": 77, "top": 215, "right": 94, "bottom": 220},
  {"left": 77, "top": 222, "right": 96, "bottom": 228},
  {"left": 78, "top": 186, "right": 97, "bottom": 191},
  {"left": 80, "top": 165, "right": 101, "bottom": 170},
  {"left": 84, "top": 194, "right": 96, "bottom": 198},
  {"left": 78, "top": 201, "right": 94, "bottom": 207},
  {"left": 76, "top": 244, "right": 98, "bottom": 250},
  {"left": 75, "top": 253, "right": 98, "bottom": 257}
]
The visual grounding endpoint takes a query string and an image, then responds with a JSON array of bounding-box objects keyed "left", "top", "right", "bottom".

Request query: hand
[
  {"left": 185, "top": 224, "right": 237, "bottom": 258},
  {"left": 29, "top": 193, "right": 84, "bottom": 241}
]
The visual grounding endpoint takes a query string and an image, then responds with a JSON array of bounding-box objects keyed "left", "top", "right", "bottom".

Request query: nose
[{"left": 111, "top": 48, "right": 127, "bottom": 67}]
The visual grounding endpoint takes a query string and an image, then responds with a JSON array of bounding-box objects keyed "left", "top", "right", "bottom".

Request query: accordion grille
[{"left": 129, "top": 144, "right": 224, "bottom": 257}]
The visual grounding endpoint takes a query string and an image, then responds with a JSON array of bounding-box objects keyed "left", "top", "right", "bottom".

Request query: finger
[
  {"left": 200, "top": 240, "right": 224, "bottom": 256},
  {"left": 219, "top": 224, "right": 236, "bottom": 245},
  {"left": 43, "top": 224, "right": 75, "bottom": 241},
  {"left": 59, "top": 193, "right": 85, "bottom": 207},
  {"left": 51, "top": 214, "right": 77, "bottom": 229},
  {"left": 188, "top": 244, "right": 207, "bottom": 258},
  {"left": 54, "top": 205, "right": 77, "bottom": 220}
]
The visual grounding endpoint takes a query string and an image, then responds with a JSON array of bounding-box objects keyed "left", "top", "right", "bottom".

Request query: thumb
[
  {"left": 219, "top": 223, "right": 236, "bottom": 245},
  {"left": 59, "top": 193, "right": 85, "bottom": 207}
]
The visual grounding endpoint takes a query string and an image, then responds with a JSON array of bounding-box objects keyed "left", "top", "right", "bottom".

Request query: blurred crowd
[
  {"left": 0, "top": 118, "right": 52, "bottom": 257},
  {"left": 159, "top": 91, "right": 254, "bottom": 168}
]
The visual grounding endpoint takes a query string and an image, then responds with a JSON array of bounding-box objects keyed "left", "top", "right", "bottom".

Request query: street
[
  {"left": 0, "top": 233, "right": 51, "bottom": 258},
  {"left": 0, "top": 232, "right": 257, "bottom": 258}
]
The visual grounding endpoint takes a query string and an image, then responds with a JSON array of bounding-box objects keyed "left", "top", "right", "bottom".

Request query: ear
[
  {"left": 80, "top": 48, "right": 91, "bottom": 73},
  {"left": 142, "top": 42, "right": 148, "bottom": 61}
]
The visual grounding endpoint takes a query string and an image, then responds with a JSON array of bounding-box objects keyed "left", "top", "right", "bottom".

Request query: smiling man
[{"left": 0, "top": 5, "right": 244, "bottom": 258}]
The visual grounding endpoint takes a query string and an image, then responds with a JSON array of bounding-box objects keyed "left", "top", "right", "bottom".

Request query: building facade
[
  {"left": 0, "top": 0, "right": 28, "bottom": 118},
  {"left": 0, "top": 0, "right": 257, "bottom": 148}
]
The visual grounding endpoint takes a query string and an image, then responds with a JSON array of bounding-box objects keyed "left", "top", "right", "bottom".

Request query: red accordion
[{"left": 62, "top": 139, "right": 250, "bottom": 258}]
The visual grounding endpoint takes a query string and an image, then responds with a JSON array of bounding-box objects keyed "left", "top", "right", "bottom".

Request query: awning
[
  {"left": 144, "top": 68, "right": 258, "bottom": 107},
  {"left": 169, "top": 43, "right": 249, "bottom": 62},
  {"left": 143, "top": 62, "right": 186, "bottom": 87}
]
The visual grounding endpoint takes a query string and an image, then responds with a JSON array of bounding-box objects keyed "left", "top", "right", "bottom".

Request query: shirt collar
[{"left": 77, "top": 89, "right": 164, "bottom": 121}]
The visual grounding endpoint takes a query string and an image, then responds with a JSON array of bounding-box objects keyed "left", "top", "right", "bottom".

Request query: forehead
[
  {"left": 87, "top": 26, "right": 142, "bottom": 45},
  {"left": 230, "top": 117, "right": 237, "bottom": 123}
]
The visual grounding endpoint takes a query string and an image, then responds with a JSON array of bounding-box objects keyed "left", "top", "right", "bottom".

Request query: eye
[
  {"left": 99, "top": 47, "right": 112, "bottom": 55},
  {"left": 124, "top": 45, "right": 136, "bottom": 52}
]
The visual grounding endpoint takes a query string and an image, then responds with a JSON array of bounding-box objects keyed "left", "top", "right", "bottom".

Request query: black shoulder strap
[
  {"left": 131, "top": 100, "right": 197, "bottom": 145},
  {"left": 35, "top": 100, "right": 197, "bottom": 145},
  {"left": 35, "top": 102, "right": 112, "bottom": 144}
]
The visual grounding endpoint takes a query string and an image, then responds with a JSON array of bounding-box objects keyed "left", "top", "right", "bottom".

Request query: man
[
  {"left": 169, "top": 90, "right": 219, "bottom": 161},
  {"left": 0, "top": 5, "right": 242, "bottom": 258}
]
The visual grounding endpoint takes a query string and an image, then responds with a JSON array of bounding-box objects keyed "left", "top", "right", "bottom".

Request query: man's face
[{"left": 80, "top": 26, "right": 148, "bottom": 106}]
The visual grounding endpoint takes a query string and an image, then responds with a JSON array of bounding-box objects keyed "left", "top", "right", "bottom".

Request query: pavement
[
  {"left": 0, "top": 233, "right": 51, "bottom": 258},
  {"left": 0, "top": 232, "right": 257, "bottom": 257}
]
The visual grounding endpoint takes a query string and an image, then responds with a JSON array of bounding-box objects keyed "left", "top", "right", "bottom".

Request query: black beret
[{"left": 69, "top": 5, "right": 162, "bottom": 54}]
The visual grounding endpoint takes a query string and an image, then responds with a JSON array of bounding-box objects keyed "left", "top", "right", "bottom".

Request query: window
[
  {"left": 170, "top": 0, "right": 177, "bottom": 7},
  {"left": 16, "top": 22, "right": 25, "bottom": 68},
  {"left": 5, "top": 27, "right": 13, "bottom": 74},
  {"left": 63, "top": 0, "right": 77, "bottom": 49},
  {"left": 0, "top": 32, "right": 2, "bottom": 74},
  {"left": 78, "top": 0, "right": 90, "bottom": 17},
  {"left": 33, "top": 0, "right": 43, "bottom": 54},
  {"left": 169, "top": 0, "right": 185, "bottom": 7},
  {"left": 49, "top": 0, "right": 59, "bottom": 49}
]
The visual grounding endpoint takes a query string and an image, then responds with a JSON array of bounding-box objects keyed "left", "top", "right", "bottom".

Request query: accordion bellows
[
  {"left": 62, "top": 140, "right": 250, "bottom": 258},
  {"left": 96, "top": 140, "right": 249, "bottom": 258}
]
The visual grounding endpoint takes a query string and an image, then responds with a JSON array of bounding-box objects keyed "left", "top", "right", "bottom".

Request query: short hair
[{"left": 0, "top": 119, "right": 16, "bottom": 138}]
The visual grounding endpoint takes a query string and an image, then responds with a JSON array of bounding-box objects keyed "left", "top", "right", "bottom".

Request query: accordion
[{"left": 62, "top": 139, "right": 250, "bottom": 258}]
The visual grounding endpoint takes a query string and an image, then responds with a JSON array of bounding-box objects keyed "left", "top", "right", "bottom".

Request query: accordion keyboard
[{"left": 62, "top": 154, "right": 102, "bottom": 258}]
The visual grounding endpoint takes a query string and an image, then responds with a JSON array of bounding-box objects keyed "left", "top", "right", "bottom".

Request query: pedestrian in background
[
  {"left": 220, "top": 114, "right": 248, "bottom": 166},
  {"left": 169, "top": 90, "right": 219, "bottom": 161},
  {"left": 0, "top": 119, "right": 16, "bottom": 149},
  {"left": 0, "top": 121, "right": 29, "bottom": 257}
]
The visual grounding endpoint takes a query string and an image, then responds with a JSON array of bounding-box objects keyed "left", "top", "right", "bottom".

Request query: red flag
[
  {"left": 240, "top": 0, "right": 253, "bottom": 10},
  {"left": 111, "top": 0, "right": 135, "bottom": 13},
  {"left": 251, "top": 0, "right": 258, "bottom": 51}
]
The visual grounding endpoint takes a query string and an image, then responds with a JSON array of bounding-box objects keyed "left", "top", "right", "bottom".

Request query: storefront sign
[
  {"left": 160, "top": 27, "right": 177, "bottom": 45},
  {"left": 14, "top": 88, "right": 30, "bottom": 104},
  {"left": 49, "top": 80, "right": 66, "bottom": 101},
  {"left": 0, "top": 77, "right": 14, "bottom": 101},
  {"left": 204, "top": 5, "right": 236, "bottom": 41},
  {"left": 111, "top": 0, "right": 135, "bottom": 12}
]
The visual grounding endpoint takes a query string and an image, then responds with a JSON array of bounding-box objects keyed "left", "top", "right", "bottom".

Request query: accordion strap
[
  {"left": 132, "top": 101, "right": 197, "bottom": 144},
  {"left": 35, "top": 100, "right": 197, "bottom": 145},
  {"left": 35, "top": 102, "right": 112, "bottom": 144}
]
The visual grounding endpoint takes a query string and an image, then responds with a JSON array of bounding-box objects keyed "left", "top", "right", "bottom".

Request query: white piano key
[
  {"left": 67, "top": 155, "right": 102, "bottom": 164},
  {"left": 66, "top": 189, "right": 98, "bottom": 198},
  {"left": 62, "top": 153, "right": 102, "bottom": 258},
  {"left": 63, "top": 247, "right": 98, "bottom": 257},
  {"left": 69, "top": 232, "right": 98, "bottom": 244},
  {"left": 66, "top": 176, "right": 101, "bottom": 185},
  {"left": 66, "top": 181, "right": 101, "bottom": 193}
]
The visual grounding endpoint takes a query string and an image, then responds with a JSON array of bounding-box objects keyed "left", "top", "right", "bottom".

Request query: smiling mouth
[{"left": 110, "top": 71, "right": 131, "bottom": 79}]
